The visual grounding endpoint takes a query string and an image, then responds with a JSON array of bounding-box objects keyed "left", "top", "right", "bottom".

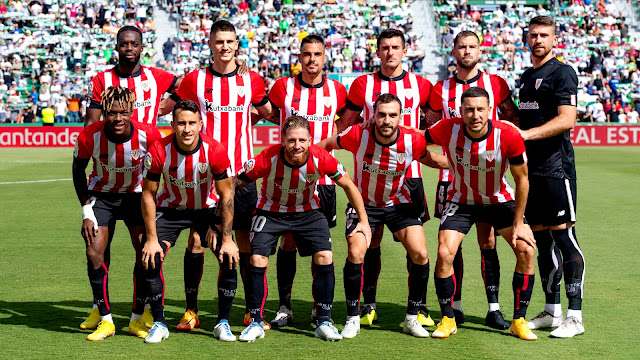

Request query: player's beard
[
  {"left": 531, "top": 47, "right": 552, "bottom": 59},
  {"left": 376, "top": 124, "right": 397, "bottom": 139},
  {"left": 458, "top": 57, "right": 479, "bottom": 70},
  {"left": 120, "top": 53, "right": 140, "bottom": 68}
]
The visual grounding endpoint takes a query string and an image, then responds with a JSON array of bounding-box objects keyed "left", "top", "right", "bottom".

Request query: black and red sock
[
  {"left": 217, "top": 255, "right": 238, "bottom": 322},
  {"left": 435, "top": 274, "right": 456, "bottom": 318},
  {"left": 88, "top": 262, "right": 110, "bottom": 316},
  {"left": 312, "top": 263, "right": 335, "bottom": 324},
  {"left": 276, "top": 248, "right": 297, "bottom": 309},
  {"left": 183, "top": 249, "right": 204, "bottom": 313},
  {"left": 362, "top": 247, "right": 381, "bottom": 305},
  {"left": 452, "top": 246, "right": 463, "bottom": 302},
  {"left": 246, "top": 264, "right": 267, "bottom": 323},
  {"left": 407, "top": 261, "right": 429, "bottom": 315},
  {"left": 513, "top": 272, "right": 534, "bottom": 319},
  {"left": 480, "top": 248, "right": 500, "bottom": 304},
  {"left": 343, "top": 259, "right": 363, "bottom": 316}
]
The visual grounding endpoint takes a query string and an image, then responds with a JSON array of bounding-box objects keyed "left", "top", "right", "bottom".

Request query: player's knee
[
  {"left": 477, "top": 234, "right": 496, "bottom": 249},
  {"left": 347, "top": 244, "right": 366, "bottom": 263},
  {"left": 250, "top": 254, "right": 268, "bottom": 267},
  {"left": 515, "top": 243, "right": 535, "bottom": 262},
  {"left": 86, "top": 247, "right": 104, "bottom": 266},
  {"left": 314, "top": 250, "right": 333, "bottom": 265},
  {"left": 408, "top": 247, "right": 429, "bottom": 265}
]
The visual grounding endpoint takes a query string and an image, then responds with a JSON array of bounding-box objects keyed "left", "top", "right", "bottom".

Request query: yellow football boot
[
  {"left": 80, "top": 308, "right": 100, "bottom": 330},
  {"left": 87, "top": 320, "right": 115, "bottom": 341},
  {"left": 176, "top": 309, "right": 200, "bottom": 330},
  {"left": 432, "top": 316, "right": 457, "bottom": 338},
  {"left": 129, "top": 318, "right": 150, "bottom": 338},
  {"left": 510, "top": 318, "right": 538, "bottom": 340}
]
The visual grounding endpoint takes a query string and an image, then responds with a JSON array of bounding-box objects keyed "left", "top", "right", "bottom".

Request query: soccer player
[
  {"left": 517, "top": 16, "right": 585, "bottom": 338},
  {"left": 318, "top": 94, "right": 449, "bottom": 338},
  {"left": 86, "top": 26, "right": 179, "bottom": 127},
  {"left": 266, "top": 34, "right": 348, "bottom": 327},
  {"left": 162, "top": 20, "right": 273, "bottom": 330},
  {"left": 234, "top": 116, "right": 371, "bottom": 342},
  {"left": 72, "top": 86, "right": 161, "bottom": 341},
  {"left": 138, "top": 100, "right": 238, "bottom": 343},
  {"left": 424, "top": 30, "right": 520, "bottom": 329},
  {"left": 334, "top": 28, "right": 435, "bottom": 327},
  {"left": 420, "top": 87, "right": 537, "bottom": 340}
]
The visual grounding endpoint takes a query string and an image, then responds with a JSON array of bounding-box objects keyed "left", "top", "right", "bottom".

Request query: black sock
[
  {"left": 407, "top": 261, "right": 429, "bottom": 315},
  {"left": 143, "top": 242, "right": 168, "bottom": 324},
  {"left": 362, "top": 247, "right": 381, "bottom": 305},
  {"left": 247, "top": 264, "right": 267, "bottom": 323},
  {"left": 406, "top": 255, "right": 428, "bottom": 310},
  {"left": 276, "top": 248, "right": 297, "bottom": 309},
  {"left": 452, "top": 246, "right": 463, "bottom": 302},
  {"left": 513, "top": 272, "right": 534, "bottom": 319},
  {"left": 88, "top": 262, "right": 110, "bottom": 316},
  {"left": 239, "top": 252, "right": 251, "bottom": 312},
  {"left": 312, "top": 263, "right": 335, "bottom": 323},
  {"left": 480, "top": 248, "right": 500, "bottom": 304},
  {"left": 552, "top": 227, "right": 584, "bottom": 310},
  {"left": 343, "top": 259, "right": 363, "bottom": 316},
  {"left": 534, "top": 229, "right": 562, "bottom": 305},
  {"left": 132, "top": 264, "right": 145, "bottom": 315},
  {"left": 434, "top": 275, "right": 455, "bottom": 318},
  {"left": 184, "top": 249, "right": 204, "bottom": 313},
  {"left": 217, "top": 255, "right": 238, "bottom": 322}
]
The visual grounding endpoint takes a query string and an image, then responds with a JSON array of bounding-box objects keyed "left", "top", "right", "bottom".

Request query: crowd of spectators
[{"left": 436, "top": 0, "right": 640, "bottom": 123}]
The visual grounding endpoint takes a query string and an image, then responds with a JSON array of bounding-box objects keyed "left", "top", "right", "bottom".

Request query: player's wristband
[{"left": 82, "top": 197, "right": 98, "bottom": 230}]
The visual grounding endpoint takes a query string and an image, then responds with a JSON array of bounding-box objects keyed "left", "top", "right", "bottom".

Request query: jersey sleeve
[
  {"left": 345, "top": 75, "right": 367, "bottom": 112},
  {"left": 427, "top": 81, "right": 444, "bottom": 112},
  {"left": 208, "top": 140, "right": 232, "bottom": 180},
  {"left": 151, "top": 67, "right": 179, "bottom": 95},
  {"left": 335, "top": 81, "right": 348, "bottom": 113},
  {"left": 336, "top": 125, "right": 362, "bottom": 153},
  {"left": 238, "top": 145, "right": 274, "bottom": 182},
  {"left": 410, "top": 129, "right": 428, "bottom": 159},
  {"left": 494, "top": 75, "right": 512, "bottom": 104},
  {"left": 143, "top": 139, "right": 165, "bottom": 181},
  {"left": 417, "top": 76, "right": 433, "bottom": 109},
  {"left": 89, "top": 73, "right": 105, "bottom": 109},
  {"left": 250, "top": 71, "right": 269, "bottom": 107},
  {"left": 268, "top": 77, "right": 286, "bottom": 110},
  {"left": 172, "top": 70, "right": 198, "bottom": 102},
  {"left": 424, "top": 118, "right": 450, "bottom": 146},
  {"left": 316, "top": 147, "right": 346, "bottom": 181},
  {"left": 503, "top": 125, "right": 527, "bottom": 165},
  {"left": 552, "top": 65, "right": 578, "bottom": 107},
  {"left": 74, "top": 128, "right": 94, "bottom": 160}
]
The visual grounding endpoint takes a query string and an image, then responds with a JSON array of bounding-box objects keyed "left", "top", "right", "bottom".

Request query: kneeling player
[
  {"left": 72, "top": 86, "right": 161, "bottom": 341},
  {"left": 317, "top": 94, "right": 449, "bottom": 338},
  {"left": 236, "top": 116, "right": 371, "bottom": 342},
  {"left": 420, "top": 87, "right": 537, "bottom": 340},
  {"left": 139, "top": 100, "right": 238, "bottom": 343}
]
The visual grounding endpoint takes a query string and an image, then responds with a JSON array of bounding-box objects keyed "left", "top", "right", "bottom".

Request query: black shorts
[
  {"left": 439, "top": 201, "right": 524, "bottom": 234},
  {"left": 526, "top": 176, "right": 577, "bottom": 226},
  {"left": 317, "top": 185, "right": 337, "bottom": 228},
  {"left": 405, "top": 178, "right": 430, "bottom": 223},
  {"left": 345, "top": 203, "right": 422, "bottom": 238},
  {"left": 90, "top": 192, "right": 144, "bottom": 228},
  {"left": 233, "top": 181, "right": 257, "bottom": 231},
  {"left": 434, "top": 181, "right": 452, "bottom": 219},
  {"left": 250, "top": 209, "right": 332, "bottom": 257},
  {"left": 152, "top": 207, "right": 221, "bottom": 250}
]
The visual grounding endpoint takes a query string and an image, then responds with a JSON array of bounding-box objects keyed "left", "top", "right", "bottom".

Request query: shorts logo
[
  {"left": 535, "top": 79, "right": 543, "bottom": 90},
  {"left": 557, "top": 210, "right": 566, "bottom": 217},
  {"left": 405, "top": 89, "right": 413, "bottom": 99},
  {"left": 73, "top": 141, "right": 79, "bottom": 158},
  {"left": 197, "top": 162, "right": 208, "bottom": 174},
  {"left": 324, "top": 97, "right": 332, "bottom": 107},
  {"left": 396, "top": 153, "right": 406, "bottom": 164},
  {"left": 245, "top": 159, "right": 255, "bottom": 173},
  {"left": 141, "top": 80, "right": 151, "bottom": 92},
  {"left": 131, "top": 149, "right": 141, "bottom": 160},
  {"left": 484, "top": 150, "right": 495, "bottom": 162},
  {"left": 237, "top": 87, "right": 245, "bottom": 98},
  {"left": 305, "top": 173, "right": 319, "bottom": 183},
  {"left": 144, "top": 153, "right": 153, "bottom": 169}
]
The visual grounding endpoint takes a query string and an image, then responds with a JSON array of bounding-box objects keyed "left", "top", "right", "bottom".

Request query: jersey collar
[
  {"left": 462, "top": 119, "right": 493, "bottom": 142},
  {"left": 114, "top": 65, "right": 143, "bottom": 78},
  {"left": 173, "top": 134, "right": 203, "bottom": 156},
  {"left": 371, "top": 127, "right": 400, "bottom": 147},
  {"left": 377, "top": 70, "right": 406, "bottom": 82},
  {"left": 298, "top": 73, "right": 326, "bottom": 88},
  {"left": 453, "top": 70, "right": 482, "bottom": 85},
  {"left": 208, "top": 65, "right": 239, "bottom": 78},
  {"left": 280, "top": 147, "right": 310, "bottom": 169}
]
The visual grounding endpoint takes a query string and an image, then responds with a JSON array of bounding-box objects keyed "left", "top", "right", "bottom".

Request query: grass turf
[{"left": 0, "top": 146, "right": 638, "bottom": 359}]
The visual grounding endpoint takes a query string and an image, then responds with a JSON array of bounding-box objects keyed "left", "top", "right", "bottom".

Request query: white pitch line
[
  {"left": 0, "top": 178, "right": 72, "bottom": 185},
  {"left": 0, "top": 160, "right": 68, "bottom": 164}
]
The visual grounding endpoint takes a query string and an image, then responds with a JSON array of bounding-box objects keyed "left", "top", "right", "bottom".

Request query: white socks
[
  {"left": 453, "top": 300, "right": 463, "bottom": 311},
  {"left": 101, "top": 314, "right": 113, "bottom": 324},
  {"left": 488, "top": 303, "right": 500, "bottom": 312},
  {"left": 566, "top": 309, "right": 582, "bottom": 322},
  {"left": 545, "top": 303, "right": 562, "bottom": 317}
]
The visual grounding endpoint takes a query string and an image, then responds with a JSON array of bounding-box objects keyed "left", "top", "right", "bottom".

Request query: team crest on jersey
[
  {"left": 144, "top": 153, "right": 152, "bottom": 169},
  {"left": 197, "top": 162, "right": 208, "bottom": 174},
  {"left": 305, "top": 174, "right": 319, "bottom": 183},
  {"left": 141, "top": 80, "right": 151, "bottom": 92},
  {"left": 237, "top": 87, "right": 246, "bottom": 97},
  {"left": 245, "top": 159, "right": 255, "bottom": 173},
  {"left": 485, "top": 150, "right": 496, "bottom": 162},
  {"left": 324, "top": 97, "right": 332, "bottom": 107},
  {"left": 73, "top": 141, "right": 79, "bottom": 158},
  {"left": 405, "top": 89, "right": 413, "bottom": 99},
  {"left": 396, "top": 153, "right": 407, "bottom": 164},
  {"left": 535, "top": 79, "right": 543, "bottom": 90},
  {"left": 131, "top": 149, "right": 141, "bottom": 160}
]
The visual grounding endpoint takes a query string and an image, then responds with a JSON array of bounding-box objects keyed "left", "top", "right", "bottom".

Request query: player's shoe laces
[
  {"left": 176, "top": 309, "right": 200, "bottom": 330},
  {"left": 270, "top": 306, "right": 293, "bottom": 328},
  {"left": 129, "top": 318, "right": 150, "bottom": 339},
  {"left": 87, "top": 320, "right": 115, "bottom": 341},
  {"left": 315, "top": 321, "right": 343, "bottom": 341},
  {"left": 359, "top": 305, "right": 377, "bottom": 326},
  {"left": 453, "top": 308, "right": 465, "bottom": 325},
  {"left": 432, "top": 316, "right": 457, "bottom": 338},
  {"left": 311, "top": 308, "right": 334, "bottom": 324},
  {"left": 340, "top": 316, "right": 360, "bottom": 339},
  {"left": 239, "top": 322, "right": 265, "bottom": 342},
  {"left": 142, "top": 308, "right": 154, "bottom": 328},
  {"left": 417, "top": 307, "right": 435, "bottom": 327},
  {"left": 145, "top": 322, "right": 169, "bottom": 343},
  {"left": 80, "top": 308, "right": 100, "bottom": 330},
  {"left": 213, "top": 320, "right": 237, "bottom": 342},
  {"left": 403, "top": 317, "right": 430, "bottom": 338},
  {"left": 510, "top": 318, "right": 538, "bottom": 340},
  {"left": 527, "top": 311, "right": 563, "bottom": 330},
  {"left": 549, "top": 316, "right": 585, "bottom": 338},
  {"left": 485, "top": 310, "right": 510, "bottom": 330}
]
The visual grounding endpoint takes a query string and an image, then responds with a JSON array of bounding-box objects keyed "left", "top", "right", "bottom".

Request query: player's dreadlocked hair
[
  {"left": 282, "top": 115, "right": 310, "bottom": 136},
  {"left": 101, "top": 86, "right": 136, "bottom": 113}
]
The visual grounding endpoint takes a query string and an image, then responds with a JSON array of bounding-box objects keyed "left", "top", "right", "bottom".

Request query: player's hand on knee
[
  {"left": 349, "top": 221, "right": 372, "bottom": 248},
  {"left": 142, "top": 240, "right": 164, "bottom": 269},
  {"left": 207, "top": 227, "right": 218, "bottom": 253},
  {"left": 218, "top": 239, "right": 239, "bottom": 269},
  {"left": 81, "top": 219, "right": 98, "bottom": 245},
  {"left": 512, "top": 223, "right": 536, "bottom": 250}
]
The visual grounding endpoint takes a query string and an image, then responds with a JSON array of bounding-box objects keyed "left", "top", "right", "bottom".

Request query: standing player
[
  {"left": 234, "top": 116, "right": 371, "bottom": 342},
  {"left": 138, "top": 100, "right": 238, "bottom": 343},
  {"left": 162, "top": 20, "right": 274, "bottom": 330},
  {"left": 266, "top": 34, "right": 348, "bottom": 327},
  {"left": 424, "top": 30, "right": 520, "bottom": 329},
  {"left": 334, "top": 28, "right": 435, "bottom": 326},
  {"left": 319, "top": 94, "right": 449, "bottom": 338},
  {"left": 421, "top": 87, "right": 537, "bottom": 340},
  {"left": 517, "top": 16, "right": 585, "bottom": 338},
  {"left": 72, "top": 86, "right": 161, "bottom": 341}
]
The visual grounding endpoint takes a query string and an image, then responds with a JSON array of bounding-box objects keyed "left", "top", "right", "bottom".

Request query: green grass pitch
[{"left": 0, "top": 146, "right": 638, "bottom": 359}]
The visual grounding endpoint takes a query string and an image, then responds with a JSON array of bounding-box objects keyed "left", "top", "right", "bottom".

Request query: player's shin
[
  {"left": 452, "top": 246, "right": 464, "bottom": 306},
  {"left": 276, "top": 247, "right": 297, "bottom": 310},
  {"left": 551, "top": 227, "right": 584, "bottom": 315},
  {"left": 143, "top": 243, "right": 168, "bottom": 324},
  {"left": 239, "top": 251, "right": 251, "bottom": 312},
  {"left": 407, "top": 261, "right": 430, "bottom": 315},
  {"left": 534, "top": 229, "right": 563, "bottom": 310},
  {"left": 343, "top": 259, "right": 364, "bottom": 316},
  {"left": 512, "top": 272, "right": 535, "bottom": 320},
  {"left": 362, "top": 247, "right": 381, "bottom": 308},
  {"left": 312, "top": 262, "right": 335, "bottom": 323},
  {"left": 88, "top": 262, "right": 111, "bottom": 319},
  {"left": 184, "top": 249, "right": 204, "bottom": 313},
  {"left": 481, "top": 248, "right": 501, "bottom": 306},
  {"left": 217, "top": 255, "right": 238, "bottom": 322},
  {"left": 246, "top": 264, "right": 267, "bottom": 323},
  {"left": 434, "top": 274, "right": 456, "bottom": 318},
  {"left": 132, "top": 264, "right": 146, "bottom": 316}
]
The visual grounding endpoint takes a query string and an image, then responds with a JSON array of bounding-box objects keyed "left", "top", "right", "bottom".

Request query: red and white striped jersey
[
  {"left": 74, "top": 120, "right": 161, "bottom": 193},
  {"left": 269, "top": 74, "right": 347, "bottom": 185},
  {"left": 425, "top": 118, "right": 527, "bottom": 205},
  {"left": 89, "top": 66, "right": 177, "bottom": 126},
  {"left": 428, "top": 71, "right": 511, "bottom": 182},
  {"left": 337, "top": 125, "right": 428, "bottom": 208},
  {"left": 143, "top": 133, "right": 231, "bottom": 210},
  {"left": 174, "top": 66, "right": 268, "bottom": 175},
  {"left": 345, "top": 71, "right": 432, "bottom": 178},
  {"left": 238, "top": 144, "right": 345, "bottom": 213}
]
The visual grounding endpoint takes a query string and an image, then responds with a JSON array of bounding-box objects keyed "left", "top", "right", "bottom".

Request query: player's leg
[
  {"left": 271, "top": 233, "right": 296, "bottom": 328},
  {"left": 81, "top": 221, "right": 114, "bottom": 331},
  {"left": 360, "top": 225, "right": 383, "bottom": 324},
  {"left": 430, "top": 179, "right": 451, "bottom": 326},
  {"left": 477, "top": 221, "right": 509, "bottom": 330},
  {"left": 176, "top": 229, "right": 204, "bottom": 331},
  {"left": 451, "top": 246, "right": 464, "bottom": 324},
  {"left": 233, "top": 183, "right": 259, "bottom": 326}
]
